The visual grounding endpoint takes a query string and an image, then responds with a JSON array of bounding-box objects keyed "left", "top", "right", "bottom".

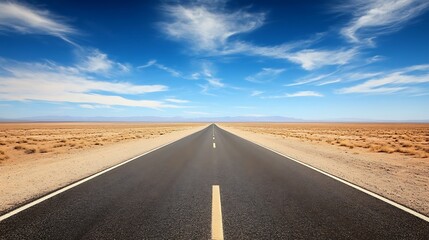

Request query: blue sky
[{"left": 0, "top": 0, "right": 428, "bottom": 120}]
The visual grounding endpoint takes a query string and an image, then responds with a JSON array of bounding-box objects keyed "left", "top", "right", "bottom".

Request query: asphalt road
[{"left": 1, "top": 124, "right": 428, "bottom": 239}]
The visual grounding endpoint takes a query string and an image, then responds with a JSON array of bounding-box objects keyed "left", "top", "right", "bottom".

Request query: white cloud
[
  {"left": 339, "top": 0, "right": 429, "bottom": 43},
  {"left": 286, "top": 48, "right": 358, "bottom": 70},
  {"left": 198, "top": 84, "right": 213, "bottom": 95},
  {"left": 156, "top": 64, "right": 181, "bottom": 77},
  {"left": 317, "top": 79, "right": 341, "bottom": 86},
  {"left": 190, "top": 72, "right": 201, "bottom": 80},
  {"left": 79, "top": 104, "right": 111, "bottom": 109},
  {"left": 338, "top": 64, "right": 429, "bottom": 94},
  {"left": 366, "top": 55, "right": 385, "bottom": 63},
  {"left": 267, "top": 91, "right": 324, "bottom": 98},
  {"left": 160, "top": 2, "right": 265, "bottom": 52},
  {"left": 245, "top": 68, "right": 285, "bottom": 83},
  {"left": 138, "top": 60, "right": 183, "bottom": 78},
  {"left": 0, "top": 1, "right": 76, "bottom": 44},
  {"left": 286, "top": 70, "right": 340, "bottom": 86},
  {"left": 78, "top": 50, "right": 113, "bottom": 74},
  {"left": 159, "top": 1, "right": 359, "bottom": 70},
  {"left": 286, "top": 67, "right": 384, "bottom": 87},
  {"left": 117, "top": 63, "right": 131, "bottom": 73},
  {"left": 165, "top": 98, "right": 189, "bottom": 103},
  {"left": 207, "top": 78, "right": 225, "bottom": 87},
  {"left": 286, "top": 91, "right": 324, "bottom": 97},
  {"left": 200, "top": 62, "right": 236, "bottom": 89},
  {"left": 77, "top": 49, "right": 129, "bottom": 75},
  {"left": 201, "top": 61, "right": 214, "bottom": 78},
  {"left": 250, "top": 90, "right": 264, "bottom": 97},
  {"left": 138, "top": 60, "right": 157, "bottom": 68},
  {"left": 0, "top": 60, "right": 180, "bottom": 109},
  {"left": 196, "top": 62, "right": 226, "bottom": 93}
]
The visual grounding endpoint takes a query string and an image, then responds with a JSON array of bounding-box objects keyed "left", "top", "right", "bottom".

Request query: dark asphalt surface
[{"left": 0, "top": 124, "right": 428, "bottom": 239}]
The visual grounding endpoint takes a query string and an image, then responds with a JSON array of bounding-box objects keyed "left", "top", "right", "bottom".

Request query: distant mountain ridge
[{"left": 0, "top": 115, "right": 428, "bottom": 123}]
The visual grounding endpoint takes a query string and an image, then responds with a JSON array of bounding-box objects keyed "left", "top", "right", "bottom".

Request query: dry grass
[
  {"left": 221, "top": 123, "right": 429, "bottom": 159},
  {"left": 0, "top": 122, "right": 203, "bottom": 163}
]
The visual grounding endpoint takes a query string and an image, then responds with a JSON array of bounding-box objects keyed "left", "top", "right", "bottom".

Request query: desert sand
[
  {"left": 0, "top": 123, "right": 207, "bottom": 213},
  {"left": 219, "top": 123, "right": 429, "bottom": 216}
]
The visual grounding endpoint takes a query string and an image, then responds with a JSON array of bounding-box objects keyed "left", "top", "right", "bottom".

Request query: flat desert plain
[
  {"left": 219, "top": 123, "right": 429, "bottom": 216},
  {"left": 0, "top": 122, "right": 206, "bottom": 212},
  {"left": 0, "top": 122, "right": 203, "bottom": 163}
]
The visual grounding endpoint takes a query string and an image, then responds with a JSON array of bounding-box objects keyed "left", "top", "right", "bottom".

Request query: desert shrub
[
  {"left": 377, "top": 146, "right": 396, "bottom": 154},
  {"left": 24, "top": 148, "right": 36, "bottom": 154},
  {"left": 400, "top": 142, "right": 412, "bottom": 148},
  {"left": 39, "top": 148, "right": 48, "bottom": 153},
  {"left": 14, "top": 145, "right": 23, "bottom": 150}
]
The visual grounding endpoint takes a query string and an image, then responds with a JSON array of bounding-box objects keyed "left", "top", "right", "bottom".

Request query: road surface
[{"left": 1, "top": 124, "right": 428, "bottom": 239}]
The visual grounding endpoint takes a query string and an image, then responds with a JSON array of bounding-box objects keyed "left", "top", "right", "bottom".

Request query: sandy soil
[
  {"left": 219, "top": 123, "right": 429, "bottom": 216},
  {"left": 0, "top": 123, "right": 207, "bottom": 213},
  {"left": 0, "top": 122, "right": 205, "bottom": 163}
]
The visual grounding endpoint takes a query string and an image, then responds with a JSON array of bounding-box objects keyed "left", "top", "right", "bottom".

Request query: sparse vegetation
[
  {"left": 222, "top": 123, "right": 429, "bottom": 159},
  {"left": 39, "top": 148, "right": 48, "bottom": 153},
  {"left": 0, "top": 123, "right": 200, "bottom": 163},
  {"left": 24, "top": 148, "right": 36, "bottom": 154}
]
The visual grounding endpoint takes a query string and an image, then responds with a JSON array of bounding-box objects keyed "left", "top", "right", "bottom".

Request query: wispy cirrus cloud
[
  {"left": 197, "top": 61, "right": 226, "bottom": 94},
  {"left": 265, "top": 91, "right": 324, "bottom": 98},
  {"left": 138, "top": 59, "right": 182, "bottom": 78},
  {"left": 250, "top": 90, "right": 264, "bottom": 97},
  {"left": 207, "top": 78, "right": 225, "bottom": 87},
  {"left": 286, "top": 66, "right": 384, "bottom": 87},
  {"left": 160, "top": 1, "right": 265, "bottom": 52},
  {"left": 338, "top": 0, "right": 429, "bottom": 43},
  {"left": 0, "top": 59, "right": 181, "bottom": 109},
  {"left": 245, "top": 68, "right": 285, "bottom": 83},
  {"left": 285, "top": 48, "right": 358, "bottom": 71},
  {"left": 338, "top": 64, "right": 429, "bottom": 94},
  {"left": 0, "top": 1, "right": 77, "bottom": 44},
  {"left": 77, "top": 49, "right": 130, "bottom": 75},
  {"left": 317, "top": 79, "right": 341, "bottom": 86},
  {"left": 159, "top": 1, "right": 356, "bottom": 71},
  {"left": 285, "top": 91, "right": 324, "bottom": 97},
  {"left": 165, "top": 98, "right": 189, "bottom": 103},
  {"left": 286, "top": 70, "right": 340, "bottom": 86}
]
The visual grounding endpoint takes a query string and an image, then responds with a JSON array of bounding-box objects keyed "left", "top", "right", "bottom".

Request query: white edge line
[
  {"left": 0, "top": 125, "right": 210, "bottom": 222},
  {"left": 217, "top": 125, "right": 429, "bottom": 222}
]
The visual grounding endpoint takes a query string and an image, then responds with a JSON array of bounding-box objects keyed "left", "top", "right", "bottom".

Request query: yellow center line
[{"left": 212, "top": 185, "right": 224, "bottom": 240}]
